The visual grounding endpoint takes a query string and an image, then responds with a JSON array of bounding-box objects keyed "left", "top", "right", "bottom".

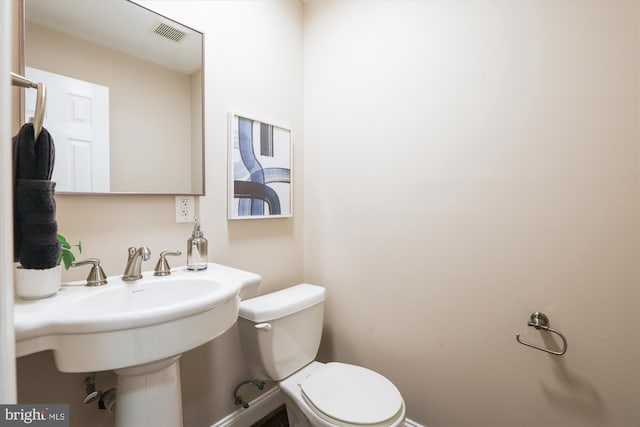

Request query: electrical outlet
[{"left": 175, "top": 196, "right": 195, "bottom": 223}]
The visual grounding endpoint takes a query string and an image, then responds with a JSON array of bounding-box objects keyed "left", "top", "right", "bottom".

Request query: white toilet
[{"left": 238, "top": 283, "right": 406, "bottom": 427}]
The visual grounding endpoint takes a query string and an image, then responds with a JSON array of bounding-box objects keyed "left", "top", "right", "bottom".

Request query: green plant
[{"left": 58, "top": 234, "right": 82, "bottom": 270}]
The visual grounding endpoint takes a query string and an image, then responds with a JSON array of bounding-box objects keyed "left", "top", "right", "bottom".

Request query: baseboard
[
  {"left": 210, "top": 386, "right": 425, "bottom": 427},
  {"left": 210, "top": 387, "right": 284, "bottom": 427}
]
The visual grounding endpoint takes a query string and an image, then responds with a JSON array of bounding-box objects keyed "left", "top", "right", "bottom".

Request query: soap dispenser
[{"left": 187, "top": 217, "right": 208, "bottom": 270}]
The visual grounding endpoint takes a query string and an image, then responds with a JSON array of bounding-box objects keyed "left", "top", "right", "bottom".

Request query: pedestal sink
[{"left": 14, "top": 263, "right": 261, "bottom": 427}]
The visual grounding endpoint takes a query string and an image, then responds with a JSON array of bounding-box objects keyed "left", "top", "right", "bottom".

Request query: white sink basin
[{"left": 14, "top": 263, "right": 261, "bottom": 372}]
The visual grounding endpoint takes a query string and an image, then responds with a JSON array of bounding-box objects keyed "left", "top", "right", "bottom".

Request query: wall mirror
[{"left": 22, "top": 0, "right": 204, "bottom": 195}]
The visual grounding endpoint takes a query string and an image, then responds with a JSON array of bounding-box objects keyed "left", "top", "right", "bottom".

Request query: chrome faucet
[{"left": 122, "top": 246, "right": 151, "bottom": 281}]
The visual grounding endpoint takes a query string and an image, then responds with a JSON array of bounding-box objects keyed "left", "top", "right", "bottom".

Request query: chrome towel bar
[{"left": 516, "top": 312, "right": 567, "bottom": 356}]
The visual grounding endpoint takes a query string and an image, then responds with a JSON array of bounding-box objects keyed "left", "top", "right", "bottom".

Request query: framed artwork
[{"left": 228, "top": 112, "right": 292, "bottom": 219}]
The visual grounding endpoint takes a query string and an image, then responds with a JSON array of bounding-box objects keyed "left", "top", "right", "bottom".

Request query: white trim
[
  {"left": 210, "top": 386, "right": 284, "bottom": 427},
  {"left": 209, "top": 385, "right": 425, "bottom": 427},
  {"left": 405, "top": 418, "right": 426, "bottom": 427}
]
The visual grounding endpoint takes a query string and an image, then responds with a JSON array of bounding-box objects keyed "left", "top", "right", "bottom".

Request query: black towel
[
  {"left": 13, "top": 123, "right": 60, "bottom": 268},
  {"left": 14, "top": 179, "right": 60, "bottom": 269},
  {"left": 13, "top": 123, "right": 55, "bottom": 181}
]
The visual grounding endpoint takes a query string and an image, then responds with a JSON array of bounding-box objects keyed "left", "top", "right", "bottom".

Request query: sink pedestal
[{"left": 114, "top": 355, "right": 183, "bottom": 427}]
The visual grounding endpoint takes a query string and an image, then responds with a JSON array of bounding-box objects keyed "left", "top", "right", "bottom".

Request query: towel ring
[{"left": 516, "top": 312, "right": 568, "bottom": 356}]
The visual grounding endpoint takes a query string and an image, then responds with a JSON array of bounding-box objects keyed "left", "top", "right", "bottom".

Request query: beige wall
[
  {"left": 10, "top": 0, "right": 21, "bottom": 135},
  {"left": 26, "top": 22, "right": 194, "bottom": 193},
  {"left": 16, "top": 1, "right": 303, "bottom": 426},
  {"left": 304, "top": 1, "right": 639, "bottom": 427}
]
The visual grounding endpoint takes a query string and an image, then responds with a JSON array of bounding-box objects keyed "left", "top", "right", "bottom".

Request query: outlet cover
[{"left": 175, "top": 196, "right": 195, "bottom": 223}]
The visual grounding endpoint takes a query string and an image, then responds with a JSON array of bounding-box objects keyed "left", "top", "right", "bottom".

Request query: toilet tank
[{"left": 238, "top": 284, "right": 326, "bottom": 381}]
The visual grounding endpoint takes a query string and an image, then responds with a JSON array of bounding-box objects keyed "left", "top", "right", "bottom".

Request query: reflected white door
[{"left": 25, "top": 66, "right": 110, "bottom": 192}]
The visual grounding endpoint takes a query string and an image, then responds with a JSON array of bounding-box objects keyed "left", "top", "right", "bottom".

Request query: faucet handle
[
  {"left": 71, "top": 258, "right": 108, "bottom": 286},
  {"left": 154, "top": 251, "right": 182, "bottom": 276}
]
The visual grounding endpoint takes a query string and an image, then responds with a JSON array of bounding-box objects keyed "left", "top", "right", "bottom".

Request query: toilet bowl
[{"left": 238, "top": 284, "right": 405, "bottom": 427}]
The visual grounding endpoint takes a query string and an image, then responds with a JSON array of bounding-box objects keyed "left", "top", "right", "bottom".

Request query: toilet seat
[{"left": 300, "top": 362, "right": 403, "bottom": 426}]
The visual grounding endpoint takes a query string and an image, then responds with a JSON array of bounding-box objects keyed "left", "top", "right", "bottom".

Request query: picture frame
[{"left": 227, "top": 112, "right": 292, "bottom": 220}]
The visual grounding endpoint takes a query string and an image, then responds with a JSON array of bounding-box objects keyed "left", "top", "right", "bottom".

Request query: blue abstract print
[{"left": 231, "top": 115, "right": 291, "bottom": 218}]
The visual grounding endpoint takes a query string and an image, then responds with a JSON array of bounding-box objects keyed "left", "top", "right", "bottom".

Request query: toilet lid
[{"left": 300, "top": 363, "right": 403, "bottom": 425}]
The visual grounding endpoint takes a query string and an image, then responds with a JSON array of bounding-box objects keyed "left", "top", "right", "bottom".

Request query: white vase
[{"left": 15, "top": 264, "right": 62, "bottom": 299}]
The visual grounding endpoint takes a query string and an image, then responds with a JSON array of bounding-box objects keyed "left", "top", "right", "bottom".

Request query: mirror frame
[{"left": 18, "top": 0, "right": 206, "bottom": 196}]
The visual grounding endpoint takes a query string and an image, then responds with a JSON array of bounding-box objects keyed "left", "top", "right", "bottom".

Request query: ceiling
[{"left": 26, "top": 0, "right": 202, "bottom": 75}]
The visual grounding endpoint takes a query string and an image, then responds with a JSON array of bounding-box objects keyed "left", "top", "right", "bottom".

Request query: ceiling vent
[{"left": 152, "top": 22, "right": 188, "bottom": 43}]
